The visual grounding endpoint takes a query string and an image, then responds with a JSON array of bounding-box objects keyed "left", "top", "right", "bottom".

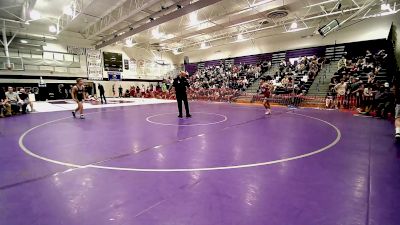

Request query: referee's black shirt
[{"left": 173, "top": 76, "right": 189, "bottom": 95}]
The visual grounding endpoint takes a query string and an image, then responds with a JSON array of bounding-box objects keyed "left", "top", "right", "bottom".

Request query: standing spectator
[
  {"left": 118, "top": 85, "right": 123, "bottom": 98},
  {"left": 335, "top": 79, "right": 347, "bottom": 109},
  {"left": 135, "top": 86, "right": 140, "bottom": 97},
  {"left": 140, "top": 85, "right": 146, "bottom": 97},
  {"left": 98, "top": 83, "right": 107, "bottom": 104}
]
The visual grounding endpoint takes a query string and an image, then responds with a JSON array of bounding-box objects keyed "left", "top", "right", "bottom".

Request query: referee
[{"left": 172, "top": 71, "right": 191, "bottom": 118}]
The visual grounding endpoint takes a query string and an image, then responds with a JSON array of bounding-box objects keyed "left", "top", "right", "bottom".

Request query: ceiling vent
[{"left": 266, "top": 10, "right": 289, "bottom": 19}]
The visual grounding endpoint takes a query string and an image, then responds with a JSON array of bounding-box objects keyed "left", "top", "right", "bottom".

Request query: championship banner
[
  {"left": 124, "top": 59, "right": 129, "bottom": 70},
  {"left": 86, "top": 49, "right": 103, "bottom": 80},
  {"left": 67, "top": 46, "right": 87, "bottom": 55}
]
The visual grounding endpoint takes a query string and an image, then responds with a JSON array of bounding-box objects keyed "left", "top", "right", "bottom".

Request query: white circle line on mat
[
  {"left": 18, "top": 110, "right": 341, "bottom": 172},
  {"left": 145, "top": 112, "right": 228, "bottom": 126}
]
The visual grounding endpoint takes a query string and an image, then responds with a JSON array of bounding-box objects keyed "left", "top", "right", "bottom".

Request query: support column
[{"left": 2, "top": 20, "right": 11, "bottom": 69}]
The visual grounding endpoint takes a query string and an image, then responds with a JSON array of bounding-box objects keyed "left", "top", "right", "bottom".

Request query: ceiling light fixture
[
  {"left": 49, "top": 25, "right": 57, "bottom": 33},
  {"left": 63, "top": 5, "right": 73, "bottom": 16},
  {"left": 124, "top": 38, "right": 136, "bottom": 47},
  {"left": 172, "top": 48, "right": 183, "bottom": 55},
  {"left": 236, "top": 33, "right": 247, "bottom": 42},
  {"left": 189, "top": 12, "right": 199, "bottom": 26},
  {"left": 290, "top": 21, "right": 298, "bottom": 29},
  {"left": 250, "top": 0, "right": 274, "bottom": 7},
  {"left": 381, "top": 3, "right": 390, "bottom": 11},
  {"left": 200, "top": 42, "right": 211, "bottom": 49},
  {"left": 29, "top": 10, "right": 41, "bottom": 20},
  {"left": 20, "top": 40, "right": 28, "bottom": 44}
]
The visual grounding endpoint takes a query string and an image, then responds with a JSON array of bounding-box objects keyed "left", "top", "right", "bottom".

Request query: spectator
[
  {"left": 335, "top": 79, "right": 347, "bottom": 108},
  {"left": 374, "top": 83, "right": 393, "bottom": 118},
  {"left": 18, "top": 88, "right": 33, "bottom": 113},
  {"left": 5, "top": 87, "right": 23, "bottom": 114},
  {"left": 0, "top": 87, "right": 11, "bottom": 117},
  {"left": 362, "top": 85, "right": 374, "bottom": 114},
  {"left": 337, "top": 56, "right": 346, "bottom": 72},
  {"left": 118, "top": 85, "right": 123, "bottom": 98}
]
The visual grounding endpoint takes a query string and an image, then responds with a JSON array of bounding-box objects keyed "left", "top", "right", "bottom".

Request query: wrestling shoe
[{"left": 72, "top": 111, "right": 76, "bottom": 118}]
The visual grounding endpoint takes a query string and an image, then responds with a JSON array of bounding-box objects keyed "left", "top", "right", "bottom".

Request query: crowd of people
[
  {"left": 326, "top": 49, "right": 393, "bottom": 118},
  {"left": 1, "top": 50, "right": 395, "bottom": 119},
  {"left": 187, "top": 63, "right": 263, "bottom": 101},
  {"left": 115, "top": 62, "right": 265, "bottom": 102},
  {"left": 256, "top": 55, "right": 327, "bottom": 98},
  {"left": 0, "top": 87, "right": 34, "bottom": 118}
]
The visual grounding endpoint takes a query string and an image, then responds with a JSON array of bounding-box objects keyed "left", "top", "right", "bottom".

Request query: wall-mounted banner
[
  {"left": 67, "top": 46, "right": 88, "bottom": 55},
  {"left": 86, "top": 49, "right": 103, "bottom": 80},
  {"left": 108, "top": 72, "right": 121, "bottom": 81},
  {"left": 124, "top": 59, "right": 129, "bottom": 70}
]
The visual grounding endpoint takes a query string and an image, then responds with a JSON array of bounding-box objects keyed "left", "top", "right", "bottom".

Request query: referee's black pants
[
  {"left": 99, "top": 92, "right": 107, "bottom": 103},
  {"left": 176, "top": 93, "right": 190, "bottom": 116}
]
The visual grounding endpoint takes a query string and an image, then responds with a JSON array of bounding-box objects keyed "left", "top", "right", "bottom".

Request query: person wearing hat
[{"left": 172, "top": 71, "right": 191, "bottom": 118}]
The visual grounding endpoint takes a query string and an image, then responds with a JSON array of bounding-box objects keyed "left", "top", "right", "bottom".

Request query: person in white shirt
[{"left": 334, "top": 79, "right": 347, "bottom": 108}]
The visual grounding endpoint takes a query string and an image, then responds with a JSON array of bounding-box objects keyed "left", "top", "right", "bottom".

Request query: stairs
[
  {"left": 235, "top": 66, "right": 278, "bottom": 103},
  {"left": 307, "top": 62, "right": 337, "bottom": 97},
  {"left": 307, "top": 45, "right": 346, "bottom": 97}
]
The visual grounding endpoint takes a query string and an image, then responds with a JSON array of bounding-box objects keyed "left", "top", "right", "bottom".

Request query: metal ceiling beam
[
  {"left": 83, "top": 0, "right": 161, "bottom": 39},
  {"left": 180, "top": 5, "right": 365, "bottom": 49},
  {"left": 98, "top": 0, "right": 191, "bottom": 46},
  {"left": 95, "top": 0, "right": 224, "bottom": 49}
]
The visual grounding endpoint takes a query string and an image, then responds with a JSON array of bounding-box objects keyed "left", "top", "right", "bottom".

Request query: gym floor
[{"left": 1, "top": 101, "right": 399, "bottom": 225}]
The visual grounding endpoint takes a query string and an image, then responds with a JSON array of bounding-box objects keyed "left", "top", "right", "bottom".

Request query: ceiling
[{"left": 0, "top": 0, "right": 399, "bottom": 53}]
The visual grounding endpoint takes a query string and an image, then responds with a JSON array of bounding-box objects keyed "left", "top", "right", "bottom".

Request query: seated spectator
[
  {"left": 124, "top": 89, "right": 130, "bottom": 98},
  {"left": 362, "top": 85, "right": 374, "bottom": 114},
  {"left": 18, "top": 88, "right": 34, "bottom": 113},
  {"left": 0, "top": 87, "right": 11, "bottom": 117},
  {"left": 130, "top": 86, "right": 136, "bottom": 97},
  {"left": 365, "top": 50, "right": 373, "bottom": 63},
  {"left": 337, "top": 56, "right": 346, "bottom": 71},
  {"left": 6, "top": 87, "right": 25, "bottom": 114},
  {"left": 374, "top": 83, "right": 393, "bottom": 118},
  {"left": 325, "top": 92, "right": 334, "bottom": 109},
  {"left": 367, "top": 72, "right": 376, "bottom": 84}
]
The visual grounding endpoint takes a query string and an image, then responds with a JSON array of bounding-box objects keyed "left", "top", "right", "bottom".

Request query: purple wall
[
  {"left": 234, "top": 53, "right": 272, "bottom": 65},
  {"left": 185, "top": 63, "right": 197, "bottom": 75},
  {"left": 205, "top": 60, "right": 221, "bottom": 67},
  {"left": 285, "top": 46, "right": 325, "bottom": 59},
  {"left": 191, "top": 39, "right": 389, "bottom": 71}
]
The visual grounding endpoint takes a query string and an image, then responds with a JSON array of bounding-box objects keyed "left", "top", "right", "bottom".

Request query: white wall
[
  {"left": 177, "top": 14, "right": 395, "bottom": 63},
  {"left": 392, "top": 13, "right": 400, "bottom": 68}
]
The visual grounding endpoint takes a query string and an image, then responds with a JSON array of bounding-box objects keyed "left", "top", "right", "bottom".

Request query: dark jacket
[{"left": 173, "top": 76, "right": 189, "bottom": 95}]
